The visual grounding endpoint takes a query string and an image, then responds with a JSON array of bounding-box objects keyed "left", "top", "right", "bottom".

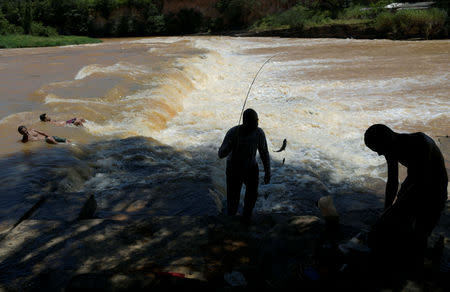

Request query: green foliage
[
  {"left": 310, "top": 0, "right": 343, "bottom": 17},
  {"left": 375, "top": 8, "right": 447, "bottom": 39},
  {"left": 216, "top": 0, "right": 251, "bottom": 29},
  {"left": 252, "top": 5, "right": 308, "bottom": 31},
  {"left": 95, "top": 0, "right": 113, "bottom": 18},
  {"left": 434, "top": 0, "right": 449, "bottom": 12},
  {"left": 252, "top": 4, "right": 337, "bottom": 31},
  {"left": 146, "top": 14, "right": 165, "bottom": 34},
  {"left": 0, "top": 34, "right": 101, "bottom": 48},
  {"left": 374, "top": 11, "right": 394, "bottom": 32},
  {"left": 23, "top": 0, "right": 32, "bottom": 34},
  {"left": 165, "top": 9, "right": 206, "bottom": 34},
  {"left": 0, "top": 10, "right": 23, "bottom": 35},
  {"left": 338, "top": 5, "right": 373, "bottom": 19},
  {"left": 0, "top": 0, "right": 448, "bottom": 38},
  {"left": 31, "top": 21, "right": 57, "bottom": 36},
  {"left": 0, "top": 0, "right": 165, "bottom": 37}
]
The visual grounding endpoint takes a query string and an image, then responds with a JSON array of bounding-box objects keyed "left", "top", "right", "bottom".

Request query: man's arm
[
  {"left": 385, "top": 156, "right": 398, "bottom": 209},
  {"left": 32, "top": 129, "right": 50, "bottom": 137},
  {"left": 218, "top": 128, "right": 235, "bottom": 159},
  {"left": 258, "top": 129, "right": 271, "bottom": 184}
]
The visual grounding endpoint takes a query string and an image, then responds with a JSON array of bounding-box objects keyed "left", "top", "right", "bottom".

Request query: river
[{"left": 0, "top": 37, "right": 449, "bottom": 221}]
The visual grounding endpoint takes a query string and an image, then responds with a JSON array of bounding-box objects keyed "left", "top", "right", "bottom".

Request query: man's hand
[{"left": 264, "top": 173, "right": 271, "bottom": 184}]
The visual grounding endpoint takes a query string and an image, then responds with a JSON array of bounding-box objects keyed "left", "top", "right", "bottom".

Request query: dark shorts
[
  {"left": 52, "top": 136, "right": 67, "bottom": 143},
  {"left": 66, "top": 118, "right": 77, "bottom": 124}
]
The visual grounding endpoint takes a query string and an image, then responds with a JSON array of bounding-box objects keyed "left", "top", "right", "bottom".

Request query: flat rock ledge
[
  {"left": 0, "top": 214, "right": 325, "bottom": 291},
  {"left": 0, "top": 136, "right": 448, "bottom": 291}
]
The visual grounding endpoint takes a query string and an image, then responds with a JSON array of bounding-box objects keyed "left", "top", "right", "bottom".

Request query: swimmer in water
[
  {"left": 18, "top": 125, "right": 70, "bottom": 144},
  {"left": 40, "top": 113, "right": 85, "bottom": 127}
]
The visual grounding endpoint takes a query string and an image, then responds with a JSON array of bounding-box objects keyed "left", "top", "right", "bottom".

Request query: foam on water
[
  {"left": 75, "top": 62, "right": 153, "bottom": 80},
  {"left": 1, "top": 37, "right": 448, "bottom": 216},
  {"left": 142, "top": 38, "right": 449, "bottom": 212}
]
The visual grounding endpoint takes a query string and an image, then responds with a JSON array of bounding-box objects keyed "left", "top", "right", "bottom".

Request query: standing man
[
  {"left": 219, "top": 108, "right": 271, "bottom": 224},
  {"left": 364, "top": 124, "right": 448, "bottom": 275}
]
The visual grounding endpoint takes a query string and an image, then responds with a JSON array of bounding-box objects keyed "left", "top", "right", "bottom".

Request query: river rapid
[{"left": 0, "top": 37, "right": 449, "bottom": 220}]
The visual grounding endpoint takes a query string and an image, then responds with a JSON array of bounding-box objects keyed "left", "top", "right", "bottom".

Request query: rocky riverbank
[{"left": 0, "top": 137, "right": 449, "bottom": 291}]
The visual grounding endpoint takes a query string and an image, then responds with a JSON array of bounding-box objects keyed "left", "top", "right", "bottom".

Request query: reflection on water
[{"left": 0, "top": 37, "right": 449, "bottom": 217}]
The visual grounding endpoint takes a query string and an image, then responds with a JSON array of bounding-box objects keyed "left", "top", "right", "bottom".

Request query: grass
[
  {"left": 250, "top": 4, "right": 374, "bottom": 33},
  {"left": 249, "top": 2, "right": 447, "bottom": 38},
  {"left": 303, "top": 18, "right": 372, "bottom": 29},
  {"left": 375, "top": 8, "right": 447, "bottom": 38},
  {"left": 0, "top": 34, "right": 102, "bottom": 49}
]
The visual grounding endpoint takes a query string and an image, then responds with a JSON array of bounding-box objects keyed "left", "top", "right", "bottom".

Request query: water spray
[
  {"left": 238, "top": 53, "right": 281, "bottom": 126},
  {"left": 217, "top": 53, "right": 285, "bottom": 166},
  {"left": 234, "top": 53, "right": 287, "bottom": 177}
]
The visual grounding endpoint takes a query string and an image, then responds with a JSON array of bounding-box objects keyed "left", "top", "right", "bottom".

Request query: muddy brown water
[{"left": 0, "top": 37, "right": 448, "bottom": 219}]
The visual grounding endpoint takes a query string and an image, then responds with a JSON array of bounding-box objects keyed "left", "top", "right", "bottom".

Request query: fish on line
[{"left": 274, "top": 138, "right": 287, "bottom": 152}]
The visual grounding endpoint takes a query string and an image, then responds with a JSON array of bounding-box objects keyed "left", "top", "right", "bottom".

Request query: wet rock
[
  {"left": 29, "top": 192, "right": 96, "bottom": 222},
  {"left": 78, "top": 194, "right": 97, "bottom": 220},
  {"left": 0, "top": 193, "right": 45, "bottom": 240}
]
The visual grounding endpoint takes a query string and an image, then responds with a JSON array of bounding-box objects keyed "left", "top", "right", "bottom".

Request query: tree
[{"left": 23, "top": 0, "right": 32, "bottom": 34}]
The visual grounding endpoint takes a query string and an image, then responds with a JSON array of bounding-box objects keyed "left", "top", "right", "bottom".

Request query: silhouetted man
[
  {"left": 219, "top": 108, "right": 271, "bottom": 223},
  {"left": 364, "top": 124, "right": 448, "bottom": 275}
]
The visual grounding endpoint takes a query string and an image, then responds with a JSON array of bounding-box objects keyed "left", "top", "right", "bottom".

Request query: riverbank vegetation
[
  {"left": 0, "top": 34, "right": 101, "bottom": 49},
  {"left": 251, "top": 1, "right": 448, "bottom": 39},
  {"left": 375, "top": 8, "right": 448, "bottom": 39},
  {"left": 0, "top": 0, "right": 449, "bottom": 47}
]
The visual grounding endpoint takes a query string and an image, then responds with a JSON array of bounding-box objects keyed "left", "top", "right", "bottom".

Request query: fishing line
[
  {"left": 217, "top": 53, "right": 282, "bottom": 164},
  {"left": 237, "top": 53, "right": 281, "bottom": 126}
]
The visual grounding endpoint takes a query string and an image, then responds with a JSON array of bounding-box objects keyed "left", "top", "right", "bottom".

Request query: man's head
[
  {"left": 40, "top": 113, "right": 49, "bottom": 122},
  {"left": 242, "top": 108, "right": 258, "bottom": 132},
  {"left": 364, "top": 124, "right": 395, "bottom": 156},
  {"left": 18, "top": 125, "right": 28, "bottom": 136}
]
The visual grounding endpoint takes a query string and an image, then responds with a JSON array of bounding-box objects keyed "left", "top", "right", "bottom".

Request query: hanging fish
[
  {"left": 282, "top": 158, "right": 285, "bottom": 165},
  {"left": 274, "top": 138, "right": 287, "bottom": 152}
]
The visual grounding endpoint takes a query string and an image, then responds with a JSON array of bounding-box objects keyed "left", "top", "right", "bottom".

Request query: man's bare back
[
  {"left": 364, "top": 124, "right": 448, "bottom": 276},
  {"left": 18, "top": 125, "right": 69, "bottom": 144},
  {"left": 40, "top": 113, "right": 85, "bottom": 127}
]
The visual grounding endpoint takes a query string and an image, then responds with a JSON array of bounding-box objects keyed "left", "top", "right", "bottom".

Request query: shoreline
[
  {"left": 221, "top": 23, "right": 449, "bottom": 41},
  {"left": 2, "top": 23, "right": 449, "bottom": 50},
  {"left": 0, "top": 34, "right": 102, "bottom": 49}
]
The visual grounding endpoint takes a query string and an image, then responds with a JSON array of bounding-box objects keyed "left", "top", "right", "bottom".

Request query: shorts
[{"left": 52, "top": 136, "right": 67, "bottom": 143}]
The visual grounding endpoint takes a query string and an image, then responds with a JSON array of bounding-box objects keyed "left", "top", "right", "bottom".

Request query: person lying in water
[
  {"left": 40, "top": 113, "right": 85, "bottom": 127},
  {"left": 18, "top": 125, "right": 70, "bottom": 144}
]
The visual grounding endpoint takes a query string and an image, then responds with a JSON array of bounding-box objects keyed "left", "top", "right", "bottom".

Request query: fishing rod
[
  {"left": 237, "top": 53, "right": 281, "bottom": 126},
  {"left": 216, "top": 53, "right": 284, "bottom": 163},
  {"left": 233, "top": 53, "right": 287, "bottom": 170}
]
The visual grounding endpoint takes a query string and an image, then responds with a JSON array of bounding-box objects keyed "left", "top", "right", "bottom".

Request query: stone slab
[
  {"left": 30, "top": 193, "right": 96, "bottom": 221},
  {"left": 0, "top": 215, "right": 324, "bottom": 291}
]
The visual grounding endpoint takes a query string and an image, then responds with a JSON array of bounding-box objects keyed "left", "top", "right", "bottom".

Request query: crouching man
[{"left": 364, "top": 124, "right": 447, "bottom": 277}]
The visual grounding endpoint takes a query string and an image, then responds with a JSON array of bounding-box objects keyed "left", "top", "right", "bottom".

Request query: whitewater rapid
[{"left": 0, "top": 37, "right": 448, "bottom": 217}]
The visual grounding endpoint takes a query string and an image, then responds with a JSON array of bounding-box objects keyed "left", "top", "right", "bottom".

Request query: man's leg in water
[
  {"left": 45, "top": 136, "right": 58, "bottom": 144},
  {"left": 226, "top": 171, "right": 243, "bottom": 216},
  {"left": 242, "top": 167, "right": 259, "bottom": 221}
]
